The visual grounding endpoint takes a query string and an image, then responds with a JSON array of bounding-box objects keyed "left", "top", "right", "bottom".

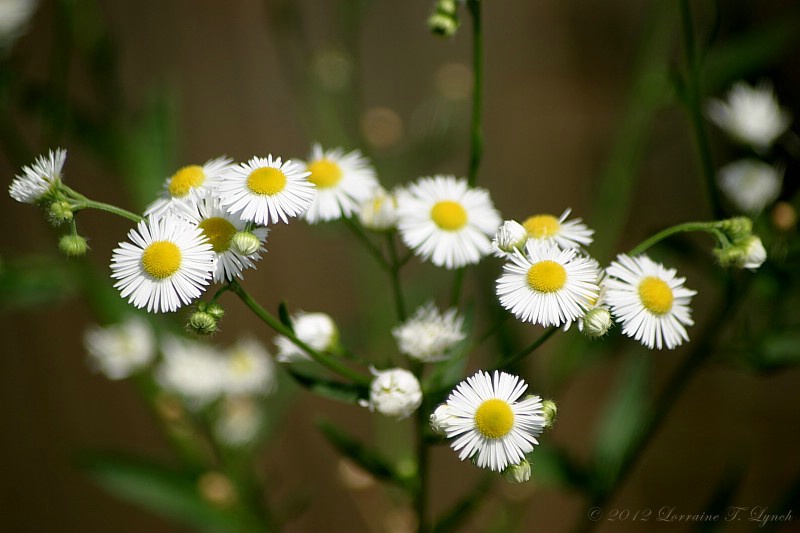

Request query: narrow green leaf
[
  {"left": 278, "top": 301, "right": 294, "bottom": 332},
  {"left": 316, "top": 419, "right": 409, "bottom": 489},
  {"left": 77, "top": 453, "right": 238, "bottom": 532},
  {"left": 286, "top": 369, "right": 366, "bottom": 404}
]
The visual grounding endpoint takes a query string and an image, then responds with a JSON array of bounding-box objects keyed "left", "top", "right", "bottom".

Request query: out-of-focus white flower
[
  {"left": 717, "top": 159, "right": 782, "bottom": 215},
  {"left": 222, "top": 337, "right": 277, "bottom": 396},
  {"left": 84, "top": 316, "right": 155, "bottom": 380},
  {"left": 156, "top": 335, "right": 225, "bottom": 409},
  {"left": 359, "top": 368, "right": 422, "bottom": 419},
  {"left": 274, "top": 311, "right": 339, "bottom": 363},
  {"left": 706, "top": 81, "right": 791, "bottom": 149},
  {"left": 214, "top": 397, "right": 262, "bottom": 447},
  {"left": 358, "top": 187, "right": 399, "bottom": 231},
  {"left": 0, "top": 0, "right": 38, "bottom": 49},
  {"left": 392, "top": 303, "right": 465, "bottom": 362}
]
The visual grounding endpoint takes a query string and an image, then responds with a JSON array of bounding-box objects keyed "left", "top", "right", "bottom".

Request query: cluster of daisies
[{"left": 84, "top": 316, "right": 276, "bottom": 447}]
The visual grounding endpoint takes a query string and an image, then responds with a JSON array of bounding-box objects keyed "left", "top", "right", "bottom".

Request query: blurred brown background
[{"left": 2, "top": 1, "right": 800, "bottom": 532}]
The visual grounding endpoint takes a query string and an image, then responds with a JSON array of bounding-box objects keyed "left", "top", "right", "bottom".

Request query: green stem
[
  {"left": 64, "top": 187, "right": 143, "bottom": 223},
  {"left": 497, "top": 326, "right": 558, "bottom": 370},
  {"left": 465, "top": 0, "right": 484, "bottom": 187},
  {"left": 386, "top": 233, "right": 408, "bottom": 321},
  {"left": 229, "top": 282, "right": 371, "bottom": 386},
  {"left": 343, "top": 216, "right": 390, "bottom": 272},
  {"left": 629, "top": 221, "right": 724, "bottom": 256},
  {"left": 679, "top": 0, "right": 723, "bottom": 218},
  {"left": 415, "top": 388, "right": 431, "bottom": 533},
  {"left": 450, "top": 268, "right": 465, "bottom": 308}
]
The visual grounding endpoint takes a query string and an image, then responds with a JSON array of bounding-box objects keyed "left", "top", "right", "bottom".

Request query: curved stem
[
  {"left": 466, "top": 0, "right": 484, "bottom": 187},
  {"left": 64, "top": 186, "right": 143, "bottom": 223},
  {"left": 229, "top": 282, "right": 371, "bottom": 386},
  {"left": 342, "top": 216, "right": 390, "bottom": 272},
  {"left": 497, "top": 326, "right": 558, "bottom": 370},
  {"left": 629, "top": 221, "right": 722, "bottom": 256}
]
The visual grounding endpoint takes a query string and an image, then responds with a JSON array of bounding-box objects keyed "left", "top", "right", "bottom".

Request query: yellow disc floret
[
  {"left": 523, "top": 214, "right": 560, "bottom": 238},
  {"left": 527, "top": 260, "right": 567, "bottom": 293},
  {"left": 141, "top": 241, "right": 182, "bottom": 279},
  {"left": 307, "top": 159, "right": 343, "bottom": 189},
  {"left": 638, "top": 276, "right": 674, "bottom": 315},
  {"left": 198, "top": 217, "right": 237, "bottom": 253},
  {"left": 474, "top": 398, "right": 515, "bottom": 439},
  {"left": 168, "top": 165, "right": 206, "bottom": 198},
  {"left": 247, "top": 167, "right": 287, "bottom": 196},
  {"left": 431, "top": 200, "right": 468, "bottom": 230}
]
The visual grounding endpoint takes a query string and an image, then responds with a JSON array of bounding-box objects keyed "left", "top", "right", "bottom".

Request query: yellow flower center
[
  {"left": 167, "top": 165, "right": 206, "bottom": 198},
  {"left": 430, "top": 200, "right": 468, "bottom": 230},
  {"left": 523, "top": 214, "right": 560, "bottom": 238},
  {"left": 527, "top": 260, "right": 567, "bottom": 293},
  {"left": 474, "top": 398, "right": 515, "bottom": 439},
  {"left": 638, "top": 276, "right": 674, "bottom": 315},
  {"left": 307, "top": 159, "right": 343, "bottom": 189},
  {"left": 197, "top": 217, "right": 237, "bottom": 253},
  {"left": 141, "top": 241, "right": 182, "bottom": 279},
  {"left": 229, "top": 351, "right": 254, "bottom": 376},
  {"left": 247, "top": 167, "right": 287, "bottom": 196}
]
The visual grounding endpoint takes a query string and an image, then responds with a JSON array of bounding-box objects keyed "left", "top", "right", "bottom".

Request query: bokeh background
[{"left": 2, "top": 1, "right": 800, "bottom": 531}]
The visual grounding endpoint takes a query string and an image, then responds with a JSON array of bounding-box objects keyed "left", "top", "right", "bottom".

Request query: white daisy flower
[
  {"left": 9, "top": 148, "right": 66, "bottom": 204},
  {"left": 110, "top": 215, "right": 216, "bottom": 313},
  {"left": 441, "top": 370, "right": 545, "bottom": 473},
  {"left": 521, "top": 208, "right": 594, "bottom": 250},
  {"left": 299, "top": 144, "right": 379, "bottom": 223},
  {"left": 358, "top": 186, "right": 399, "bottom": 231},
  {"left": 274, "top": 311, "right": 339, "bottom": 363},
  {"left": 215, "top": 397, "right": 262, "bottom": 447},
  {"left": 706, "top": 81, "right": 791, "bottom": 149},
  {"left": 156, "top": 335, "right": 225, "bottom": 409},
  {"left": 496, "top": 242, "right": 601, "bottom": 327},
  {"left": 178, "top": 193, "right": 269, "bottom": 282},
  {"left": 83, "top": 316, "right": 156, "bottom": 380},
  {"left": 396, "top": 175, "right": 501, "bottom": 269},
  {"left": 604, "top": 254, "right": 697, "bottom": 350},
  {"left": 359, "top": 368, "right": 422, "bottom": 419},
  {"left": 222, "top": 336, "right": 277, "bottom": 396},
  {"left": 217, "top": 154, "right": 315, "bottom": 225},
  {"left": 392, "top": 302, "right": 465, "bottom": 362},
  {"left": 717, "top": 159, "right": 782, "bottom": 215},
  {"left": 144, "top": 157, "right": 233, "bottom": 218}
]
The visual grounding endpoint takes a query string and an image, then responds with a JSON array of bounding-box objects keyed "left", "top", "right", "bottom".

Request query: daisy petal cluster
[
  {"left": 145, "top": 157, "right": 233, "bottom": 218},
  {"left": 604, "top": 254, "right": 696, "bottom": 350},
  {"left": 300, "top": 144, "right": 379, "bottom": 223},
  {"left": 437, "top": 370, "right": 545, "bottom": 473},
  {"left": 706, "top": 81, "right": 791, "bottom": 149},
  {"left": 497, "top": 242, "right": 601, "bottom": 327},
  {"left": 83, "top": 316, "right": 156, "bottom": 380},
  {"left": 111, "top": 215, "right": 216, "bottom": 313},
  {"left": 392, "top": 302, "right": 466, "bottom": 362},
  {"left": 397, "top": 175, "right": 501, "bottom": 269},
  {"left": 9, "top": 148, "right": 66, "bottom": 204}
]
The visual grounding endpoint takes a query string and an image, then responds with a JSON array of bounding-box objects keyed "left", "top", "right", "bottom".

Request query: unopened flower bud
[
  {"left": 231, "top": 231, "right": 261, "bottom": 255},
  {"left": 206, "top": 302, "right": 225, "bottom": 320},
  {"left": 187, "top": 311, "right": 218, "bottom": 336},
  {"left": 48, "top": 201, "right": 73, "bottom": 225},
  {"left": 719, "top": 217, "right": 753, "bottom": 242},
  {"left": 541, "top": 399, "right": 557, "bottom": 429},
  {"left": 738, "top": 236, "right": 767, "bottom": 270},
  {"left": 771, "top": 201, "right": 797, "bottom": 233},
  {"left": 494, "top": 220, "right": 528, "bottom": 254},
  {"left": 581, "top": 307, "right": 612, "bottom": 338},
  {"left": 58, "top": 234, "right": 88, "bottom": 257},
  {"left": 503, "top": 459, "right": 531, "bottom": 484},
  {"left": 429, "top": 404, "right": 452, "bottom": 435},
  {"left": 428, "top": 13, "right": 459, "bottom": 37}
]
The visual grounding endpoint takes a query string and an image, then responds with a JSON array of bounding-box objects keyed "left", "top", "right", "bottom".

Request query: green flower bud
[
  {"left": 503, "top": 459, "right": 531, "bottom": 484},
  {"left": 206, "top": 302, "right": 225, "bottom": 320},
  {"left": 541, "top": 399, "right": 557, "bottom": 429},
  {"left": 428, "top": 13, "right": 459, "bottom": 37},
  {"left": 187, "top": 311, "right": 218, "bottom": 336},
  {"left": 58, "top": 234, "right": 88, "bottom": 257},
  {"left": 231, "top": 231, "right": 261, "bottom": 255},
  {"left": 715, "top": 235, "right": 766, "bottom": 271},
  {"left": 581, "top": 307, "right": 612, "bottom": 338},
  {"left": 48, "top": 201, "right": 73, "bottom": 225},
  {"left": 719, "top": 217, "right": 753, "bottom": 242}
]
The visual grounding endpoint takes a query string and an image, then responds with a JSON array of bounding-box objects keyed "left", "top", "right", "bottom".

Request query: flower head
[
  {"left": 604, "top": 254, "right": 697, "bottom": 350},
  {"left": 222, "top": 337, "right": 277, "bottom": 396},
  {"left": 9, "top": 148, "right": 66, "bottom": 204},
  {"left": 358, "top": 186, "right": 399, "bottom": 231},
  {"left": 717, "top": 159, "right": 782, "bottom": 215},
  {"left": 521, "top": 208, "right": 594, "bottom": 250},
  {"left": 706, "top": 81, "right": 791, "bottom": 149},
  {"left": 156, "top": 335, "right": 225, "bottom": 408},
  {"left": 274, "top": 311, "right": 339, "bottom": 363},
  {"left": 299, "top": 144, "right": 379, "bottom": 223},
  {"left": 441, "top": 370, "right": 545, "bottom": 472},
  {"left": 496, "top": 242, "right": 601, "bottom": 327},
  {"left": 392, "top": 303, "right": 466, "bottom": 362},
  {"left": 360, "top": 368, "right": 422, "bottom": 419},
  {"left": 144, "top": 157, "right": 233, "bottom": 218},
  {"left": 396, "top": 175, "right": 501, "bottom": 269},
  {"left": 84, "top": 316, "right": 156, "bottom": 380},
  {"left": 110, "top": 215, "right": 216, "bottom": 313},
  {"left": 217, "top": 155, "right": 315, "bottom": 225}
]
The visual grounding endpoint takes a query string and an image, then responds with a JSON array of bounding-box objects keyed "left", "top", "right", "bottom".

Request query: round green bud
[
  {"left": 206, "top": 302, "right": 225, "bottom": 320},
  {"left": 541, "top": 399, "right": 558, "bottom": 429},
  {"left": 428, "top": 13, "right": 459, "bottom": 37},
  {"left": 58, "top": 234, "right": 88, "bottom": 257},
  {"left": 231, "top": 231, "right": 261, "bottom": 256},
  {"left": 48, "top": 201, "right": 73, "bottom": 225},
  {"left": 503, "top": 459, "right": 532, "bottom": 484},
  {"left": 719, "top": 217, "right": 753, "bottom": 242},
  {"left": 187, "top": 311, "right": 218, "bottom": 336},
  {"left": 581, "top": 307, "right": 612, "bottom": 338}
]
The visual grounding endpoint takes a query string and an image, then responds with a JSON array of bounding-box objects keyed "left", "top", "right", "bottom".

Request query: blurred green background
[{"left": 2, "top": 1, "right": 800, "bottom": 531}]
